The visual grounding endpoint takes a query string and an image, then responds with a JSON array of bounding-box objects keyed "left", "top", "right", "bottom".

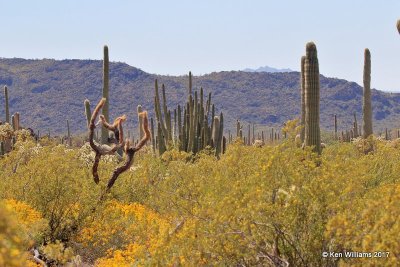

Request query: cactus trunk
[
  {"left": 304, "top": 42, "right": 321, "bottom": 155},
  {"left": 67, "top": 119, "right": 72, "bottom": 147},
  {"left": 137, "top": 105, "right": 144, "bottom": 140},
  {"left": 362, "top": 48, "right": 373, "bottom": 138},
  {"left": 300, "top": 56, "right": 306, "bottom": 143},
  {"left": 84, "top": 99, "right": 91, "bottom": 128},
  {"left": 101, "top": 45, "right": 110, "bottom": 144},
  {"left": 4, "top": 86, "right": 10, "bottom": 124}
]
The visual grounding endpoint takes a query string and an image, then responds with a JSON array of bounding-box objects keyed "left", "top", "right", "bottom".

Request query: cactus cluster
[
  {"left": 153, "top": 73, "right": 225, "bottom": 157},
  {"left": 0, "top": 86, "right": 33, "bottom": 155}
]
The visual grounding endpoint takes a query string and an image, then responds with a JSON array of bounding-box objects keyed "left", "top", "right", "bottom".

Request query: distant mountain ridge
[
  {"left": 243, "top": 66, "right": 293, "bottom": 73},
  {"left": 0, "top": 58, "right": 399, "bottom": 137}
]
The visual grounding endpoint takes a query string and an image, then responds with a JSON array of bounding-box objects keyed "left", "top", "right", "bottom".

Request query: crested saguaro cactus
[
  {"left": 101, "top": 45, "right": 110, "bottom": 144},
  {"left": 4, "top": 86, "right": 9, "bottom": 123},
  {"left": 304, "top": 42, "right": 321, "bottom": 154},
  {"left": 362, "top": 48, "right": 373, "bottom": 138},
  {"left": 300, "top": 56, "right": 306, "bottom": 143},
  {"left": 87, "top": 98, "right": 150, "bottom": 192}
]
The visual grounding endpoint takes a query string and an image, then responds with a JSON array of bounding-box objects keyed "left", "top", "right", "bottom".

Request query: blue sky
[{"left": 2, "top": 0, "right": 400, "bottom": 91}]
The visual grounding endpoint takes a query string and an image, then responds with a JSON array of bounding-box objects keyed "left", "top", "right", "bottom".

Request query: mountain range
[{"left": 0, "top": 58, "right": 399, "bottom": 138}]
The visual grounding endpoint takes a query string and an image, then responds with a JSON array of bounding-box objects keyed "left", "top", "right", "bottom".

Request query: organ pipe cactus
[
  {"left": 304, "top": 42, "right": 321, "bottom": 155},
  {"left": 4, "top": 86, "right": 9, "bottom": 123},
  {"left": 153, "top": 72, "right": 224, "bottom": 157},
  {"left": 101, "top": 45, "right": 110, "bottom": 144},
  {"left": 362, "top": 48, "right": 373, "bottom": 138}
]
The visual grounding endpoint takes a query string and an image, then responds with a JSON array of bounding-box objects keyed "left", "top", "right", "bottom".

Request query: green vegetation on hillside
[{"left": 1, "top": 58, "right": 400, "bottom": 136}]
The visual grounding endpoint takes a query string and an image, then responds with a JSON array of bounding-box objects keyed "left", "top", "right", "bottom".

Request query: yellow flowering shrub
[
  {"left": 78, "top": 200, "right": 171, "bottom": 264},
  {"left": 0, "top": 199, "right": 48, "bottom": 266},
  {"left": 1, "top": 124, "right": 400, "bottom": 265}
]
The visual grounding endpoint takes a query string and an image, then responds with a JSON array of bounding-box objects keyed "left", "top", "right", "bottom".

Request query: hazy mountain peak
[{"left": 243, "top": 66, "right": 293, "bottom": 73}]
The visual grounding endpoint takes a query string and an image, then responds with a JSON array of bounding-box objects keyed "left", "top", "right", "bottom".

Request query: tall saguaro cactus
[
  {"left": 4, "top": 86, "right": 9, "bottom": 123},
  {"left": 397, "top": 19, "right": 400, "bottom": 34},
  {"left": 300, "top": 56, "right": 306, "bottom": 143},
  {"left": 362, "top": 48, "right": 373, "bottom": 138},
  {"left": 304, "top": 42, "right": 321, "bottom": 155},
  {"left": 101, "top": 45, "right": 110, "bottom": 144}
]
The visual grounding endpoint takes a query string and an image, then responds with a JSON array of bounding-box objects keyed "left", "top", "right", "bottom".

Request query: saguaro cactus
[
  {"left": 300, "top": 56, "right": 306, "bottom": 142},
  {"left": 304, "top": 42, "right": 321, "bottom": 154},
  {"left": 137, "top": 105, "right": 144, "bottom": 140},
  {"left": 67, "top": 119, "right": 72, "bottom": 147},
  {"left": 334, "top": 114, "right": 338, "bottom": 140},
  {"left": 84, "top": 99, "right": 91, "bottom": 127},
  {"left": 397, "top": 19, "right": 400, "bottom": 34},
  {"left": 13, "top": 112, "right": 20, "bottom": 131},
  {"left": 101, "top": 45, "right": 110, "bottom": 144},
  {"left": 362, "top": 48, "right": 373, "bottom": 138},
  {"left": 4, "top": 86, "right": 9, "bottom": 123},
  {"left": 0, "top": 142, "right": 4, "bottom": 156},
  {"left": 353, "top": 112, "right": 358, "bottom": 137}
]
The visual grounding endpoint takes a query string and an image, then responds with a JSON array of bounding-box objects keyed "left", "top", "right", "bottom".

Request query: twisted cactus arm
[
  {"left": 93, "top": 153, "right": 101, "bottom": 184},
  {"left": 106, "top": 111, "right": 150, "bottom": 191},
  {"left": 88, "top": 98, "right": 127, "bottom": 184},
  {"left": 89, "top": 98, "right": 106, "bottom": 155},
  {"left": 99, "top": 114, "right": 126, "bottom": 132}
]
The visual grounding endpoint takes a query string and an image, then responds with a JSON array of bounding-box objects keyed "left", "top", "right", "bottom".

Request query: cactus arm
[{"left": 107, "top": 112, "right": 149, "bottom": 191}]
